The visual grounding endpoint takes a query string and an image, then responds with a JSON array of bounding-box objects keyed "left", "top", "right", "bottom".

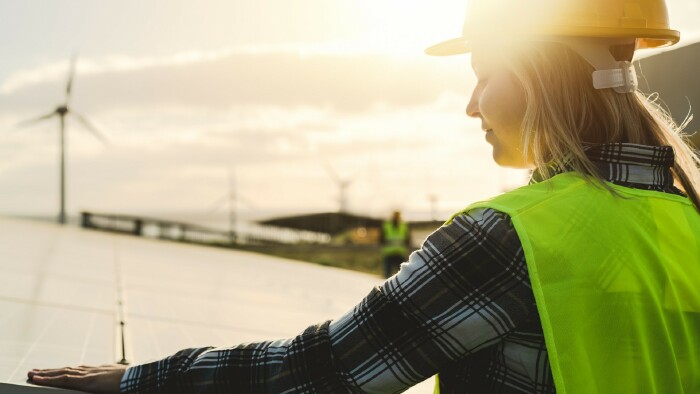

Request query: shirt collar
[{"left": 531, "top": 143, "right": 676, "bottom": 191}]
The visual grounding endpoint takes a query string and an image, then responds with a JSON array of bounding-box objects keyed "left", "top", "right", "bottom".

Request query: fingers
[
  {"left": 28, "top": 367, "right": 85, "bottom": 379},
  {"left": 28, "top": 369, "right": 81, "bottom": 388},
  {"left": 29, "top": 371, "right": 93, "bottom": 391},
  {"left": 30, "top": 373, "right": 77, "bottom": 387},
  {"left": 27, "top": 365, "right": 126, "bottom": 394},
  {"left": 29, "top": 365, "right": 117, "bottom": 378}
]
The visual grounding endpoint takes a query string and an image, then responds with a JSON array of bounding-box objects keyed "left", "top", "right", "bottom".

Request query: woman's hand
[{"left": 27, "top": 364, "right": 127, "bottom": 394}]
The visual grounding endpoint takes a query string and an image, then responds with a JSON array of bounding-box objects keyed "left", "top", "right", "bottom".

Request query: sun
[{"left": 351, "top": 0, "right": 468, "bottom": 56}]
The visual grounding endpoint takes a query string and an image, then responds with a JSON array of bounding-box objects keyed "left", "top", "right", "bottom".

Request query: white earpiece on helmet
[{"left": 551, "top": 37, "right": 639, "bottom": 93}]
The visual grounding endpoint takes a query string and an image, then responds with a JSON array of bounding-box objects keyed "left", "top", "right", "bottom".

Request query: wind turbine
[
  {"left": 208, "top": 169, "right": 256, "bottom": 244},
  {"left": 323, "top": 160, "right": 356, "bottom": 213},
  {"left": 18, "top": 55, "right": 109, "bottom": 225}
]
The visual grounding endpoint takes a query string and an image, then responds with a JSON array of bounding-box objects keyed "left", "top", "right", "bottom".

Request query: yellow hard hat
[{"left": 426, "top": 0, "right": 680, "bottom": 56}]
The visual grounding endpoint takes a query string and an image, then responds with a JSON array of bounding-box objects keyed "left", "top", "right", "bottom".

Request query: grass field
[{"left": 234, "top": 243, "right": 385, "bottom": 277}]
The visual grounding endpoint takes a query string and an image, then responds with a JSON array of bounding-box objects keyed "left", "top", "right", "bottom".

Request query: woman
[{"left": 29, "top": 0, "right": 700, "bottom": 392}]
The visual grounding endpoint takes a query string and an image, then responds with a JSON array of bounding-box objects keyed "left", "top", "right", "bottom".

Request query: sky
[{"left": 1, "top": 0, "right": 699, "bottom": 223}]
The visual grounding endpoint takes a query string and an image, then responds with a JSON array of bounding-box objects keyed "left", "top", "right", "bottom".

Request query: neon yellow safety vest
[
  {"left": 382, "top": 221, "right": 409, "bottom": 257},
  {"left": 435, "top": 172, "right": 700, "bottom": 393}
]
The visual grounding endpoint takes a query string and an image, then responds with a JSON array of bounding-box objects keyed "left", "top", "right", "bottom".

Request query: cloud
[{"left": 0, "top": 49, "right": 471, "bottom": 117}]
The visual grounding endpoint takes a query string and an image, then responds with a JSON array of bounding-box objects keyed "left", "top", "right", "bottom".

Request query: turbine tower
[
  {"left": 18, "top": 55, "right": 108, "bottom": 224},
  {"left": 428, "top": 194, "right": 439, "bottom": 221}
]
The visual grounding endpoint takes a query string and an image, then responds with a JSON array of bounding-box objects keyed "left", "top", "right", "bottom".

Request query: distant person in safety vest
[{"left": 380, "top": 210, "right": 411, "bottom": 278}]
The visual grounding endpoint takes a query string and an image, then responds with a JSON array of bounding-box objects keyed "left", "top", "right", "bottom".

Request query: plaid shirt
[{"left": 121, "top": 143, "right": 681, "bottom": 393}]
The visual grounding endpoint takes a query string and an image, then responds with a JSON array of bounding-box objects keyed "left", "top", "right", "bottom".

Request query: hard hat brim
[
  {"left": 425, "top": 27, "right": 680, "bottom": 56},
  {"left": 425, "top": 38, "right": 471, "bottom": 56}
]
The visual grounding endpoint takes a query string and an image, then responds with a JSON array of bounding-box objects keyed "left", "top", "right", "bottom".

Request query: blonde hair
[{"left": 502, "top": 41, "right": 700, "bottom": 211}]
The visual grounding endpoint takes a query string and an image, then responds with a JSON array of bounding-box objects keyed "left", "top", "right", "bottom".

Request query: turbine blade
[
  {"left": 16, "top": 111, "right": 57, "bottom": 128},
  {"left": 66, "top": 55, "right": 77, "bottom": 105},
  {"left": 207, "top": 194, "right": 229, "bottom": 214},
  {"left": 237, "top": 195, "right": 257, "bottom": 210},
  {"left": 71, "top": 112, "right": 109, "bottom": 146}
]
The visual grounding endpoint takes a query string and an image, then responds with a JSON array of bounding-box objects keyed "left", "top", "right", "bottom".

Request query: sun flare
[{"left": 351, "top": 0, "right": 468, "bottom": 56}]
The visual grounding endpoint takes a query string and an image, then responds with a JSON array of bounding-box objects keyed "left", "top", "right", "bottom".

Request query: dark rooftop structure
[
  {"left": 259, "top": 212, "right": 384, "bottom": 236},
  {"left": 259, "top": 212, "right": 444, "bottom": 239}
]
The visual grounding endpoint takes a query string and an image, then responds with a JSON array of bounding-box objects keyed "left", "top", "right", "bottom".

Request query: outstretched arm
[
  {"left": 119, "top": 323, "right": 344, "bottom": 393},
  {"left": 28, "top": 323, "right": 343, "bottom": 393}
]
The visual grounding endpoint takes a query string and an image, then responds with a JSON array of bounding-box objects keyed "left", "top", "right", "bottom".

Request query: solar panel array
[{"left": 0, "top": 218, "right": 434, "bottom": 393}]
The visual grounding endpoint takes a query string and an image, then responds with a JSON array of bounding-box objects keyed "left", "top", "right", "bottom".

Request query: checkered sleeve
[
  {"left": 120, "top": 322, "right": 349, "bottom": 393},
  {"left": 328, "top": 207, "right": 535, "bottom": 392}
]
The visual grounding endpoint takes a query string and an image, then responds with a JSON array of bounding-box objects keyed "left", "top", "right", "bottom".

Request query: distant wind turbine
[
  {"left": 208, "top": 168, "right": 257, "bottom": 244},
  {"left": 323, "top": 160, "right": 358, "bottom": 214},
  {"left": 17, "top": 55, "right": 109, "bottom": 225}
]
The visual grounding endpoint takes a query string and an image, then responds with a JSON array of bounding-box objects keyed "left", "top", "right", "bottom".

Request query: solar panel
[{"left": 0, "top": 218, "right": 434, "bottom": 393}]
